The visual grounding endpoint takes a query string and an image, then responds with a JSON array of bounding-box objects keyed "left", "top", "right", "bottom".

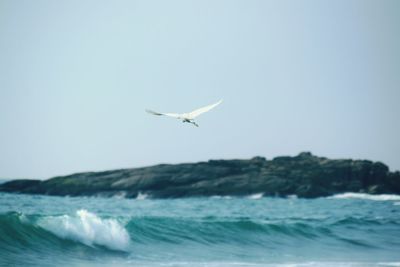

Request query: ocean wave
[
  {"left": 210, "top": 195, "right": 232, "bottom": 199},
  {"left": 209, "top": 194, "right": 264, "bottom": 200},
  {"left": 115, "top": 261, "right": 400, "bottom": 267},
  {"left": 0, "top": 210, "right": 130, "bottom": 254},
  {"left": 124, "top": 216, "right": 352, "bottom": 245},
  {"left": 38, "top": 210, "right": 130, "bottom": 251},
  {"left": 136, "top": 191, "right": 149, "bottom": 200},
  {"left": 329, "top": 193, "right": 400, "bottom": 201},
  {"left": 0, "top": 210, "right": 394, "bottom": 259},
  {"left": 248, "top": 193, "right": 264, "bottom": 199}
]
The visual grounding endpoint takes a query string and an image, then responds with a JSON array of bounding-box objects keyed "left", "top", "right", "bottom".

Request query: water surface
[{"left": 1, "top": 193, "right": 400, "bottom": 266}]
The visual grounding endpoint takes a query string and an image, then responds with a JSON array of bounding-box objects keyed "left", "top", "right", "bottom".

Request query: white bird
[{"left": 146, "top": 100, "right": 222, "bottom": 127}]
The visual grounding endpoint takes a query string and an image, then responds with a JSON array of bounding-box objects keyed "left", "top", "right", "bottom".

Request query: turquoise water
[{"left": 1, "top": 192, "right": 400, "bottom": 267}]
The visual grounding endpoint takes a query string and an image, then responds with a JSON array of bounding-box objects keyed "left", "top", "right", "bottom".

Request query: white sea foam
[
  {"left": 210, "top": 195, "right": 232, "bottom": 199},
  {"left": 39, "top": 209, "right": 130, "bottom": 251},
  {"left": 378, "top": 263, "right": 400, "bottom": 267},
  {"left": 136, "top": 191, "right": 148, "bottom": 200},
  {"left": 329, "top": 193, "right": 400, "bottom": 201},
  {"left": 113, "top": 191, "right": 127, "bottom": 199},
  {"left": 248, "top": 193, "right": 264, "bottom": 199}
]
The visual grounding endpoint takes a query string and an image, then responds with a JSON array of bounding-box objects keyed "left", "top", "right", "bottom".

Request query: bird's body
[{"left": 146, "top": 100, "right": 222, "bottom": 127}]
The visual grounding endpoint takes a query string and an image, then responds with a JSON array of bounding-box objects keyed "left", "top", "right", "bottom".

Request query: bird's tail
[{"left": 146, "top": 109, "right": 162, "bottom": 116}]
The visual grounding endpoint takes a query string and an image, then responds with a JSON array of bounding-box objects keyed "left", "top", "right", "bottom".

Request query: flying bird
[{"left": 146, "top": 100, "right": 222, "bottom": 127}]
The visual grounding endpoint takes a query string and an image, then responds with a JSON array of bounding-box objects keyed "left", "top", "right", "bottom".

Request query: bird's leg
[{"left": 182, "top": 119, "right": 198, "bottom": 127}]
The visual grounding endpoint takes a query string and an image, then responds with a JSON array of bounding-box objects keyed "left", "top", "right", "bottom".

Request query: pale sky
[{"left": 1, "top": 0, "right": 399, "bottom": 179}]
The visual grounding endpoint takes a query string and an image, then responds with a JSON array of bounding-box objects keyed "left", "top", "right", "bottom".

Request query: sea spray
[{"left": 38, "top": 209, "right": 130, "bottom": 251}]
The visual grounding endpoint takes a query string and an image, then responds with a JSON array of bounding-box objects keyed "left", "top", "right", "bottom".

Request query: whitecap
[
  {"left": 113, "top": 191, "right": 127, "bottom": 199},
  {"left": 329, "top": 193, "right": 400, "bottom": 201},
  {"left": 248, "top": 193, "right": 264, "bottom": 199},
  {"left": 378, "top": 263, "right": 400, "bottom": 267},
  {"left": 210, "top": 195, "right": 232, "bottom": 199},
  {"left": 38, "top": 209, "right": 130, "bottom": 251},
  {"left": 136, "top": 191, "right": 148, "bottom": 200}
]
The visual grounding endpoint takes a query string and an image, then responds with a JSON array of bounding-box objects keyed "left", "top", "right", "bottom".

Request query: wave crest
[
  {"left": 38, "top": 209, "right": 130, "bottom": 251},
  {"left": 329, "top": 193, "right": 400, "bottom": 201}
]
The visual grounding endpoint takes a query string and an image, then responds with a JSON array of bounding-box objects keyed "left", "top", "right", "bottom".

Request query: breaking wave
[
  {"left": 1, "top": 199, "right": 399, "bottom": 266},
  {"left": 0, "top": 210, "right": 130, "bottom": 255},
  {"left": 38, "top": 209, "right": 130, "bottom": 251},
  {"left": 329, "top": 193, "right": 400, "bottom": 201}
]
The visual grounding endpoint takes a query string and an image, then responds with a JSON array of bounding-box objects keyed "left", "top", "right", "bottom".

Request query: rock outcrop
[{"left": 1, "top": 152, "right": 399, "bottom": 198}]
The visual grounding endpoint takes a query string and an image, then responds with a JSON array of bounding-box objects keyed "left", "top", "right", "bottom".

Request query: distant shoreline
[{"left": 1, "top": 152, "right": 399, "bottom": 199}]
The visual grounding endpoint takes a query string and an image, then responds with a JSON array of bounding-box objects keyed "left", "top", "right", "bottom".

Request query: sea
[{"left": 1, "top": 192, "right": 400, "bottom": 267}]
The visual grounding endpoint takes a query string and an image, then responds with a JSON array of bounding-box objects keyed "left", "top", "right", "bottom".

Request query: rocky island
[{"left": 1, "top": 152, "right": 399, "bottom": 198}]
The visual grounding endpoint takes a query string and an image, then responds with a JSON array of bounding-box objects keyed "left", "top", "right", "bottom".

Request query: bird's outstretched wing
[
  {"left": 186, "top": 100, "right": 222, "bottom": 119},
  {"left": 146, "top": 109, "right": 182, "bottom": 118}
]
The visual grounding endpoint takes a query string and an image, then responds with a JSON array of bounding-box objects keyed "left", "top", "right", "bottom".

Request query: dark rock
[
  {"left": 1, "top": 152, "right": 399, "bottom": 198},
  {"left": 0, "top": 179, "right": 41, "bottom": 193}
]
